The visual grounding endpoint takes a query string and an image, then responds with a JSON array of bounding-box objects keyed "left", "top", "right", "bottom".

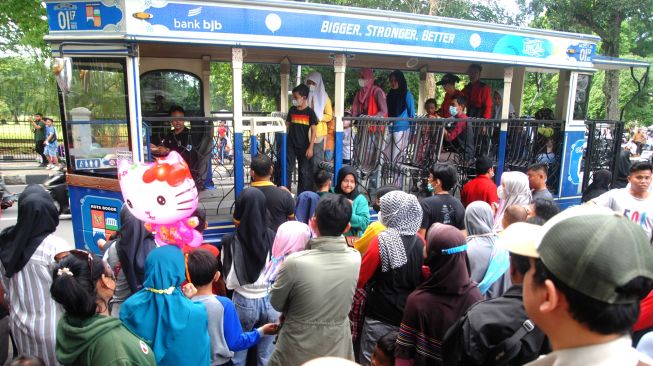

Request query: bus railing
[
  {"left": 342, "top": 116, "right": 565, "bottom": 199},
  {"left": 582, "top": 120, "right": 624, "bottom": 191}
]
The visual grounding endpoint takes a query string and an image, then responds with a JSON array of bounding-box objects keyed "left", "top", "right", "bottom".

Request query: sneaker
[{"left": 46, "top": 164, "right": 53, "bottom": 169}]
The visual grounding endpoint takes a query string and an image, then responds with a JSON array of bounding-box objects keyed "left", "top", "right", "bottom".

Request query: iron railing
[
  {"left": 0, "top": 121, "right": 64, "bottom": 161},
  {"left": 582, "top": 120, "right": 624, "bottom": 191},
  {"left": 343, "top": 117, "right": 565, "bottom": 199}
]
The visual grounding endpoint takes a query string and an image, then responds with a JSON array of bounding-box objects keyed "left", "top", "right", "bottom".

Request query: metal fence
[
  {"left": 582, "top": 120, "right": 624, "bottom": 191},
  {"left": 344, "top": 116, "right": 565, "bottom": 199},
  {"left": 0, "top": 121, "right": 64, "bottom": 161},
  {"left": 143, "top": 115, "right": 286, "bottom": 217}
]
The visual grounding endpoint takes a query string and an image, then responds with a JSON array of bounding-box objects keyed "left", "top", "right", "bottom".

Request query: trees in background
[{"left": 0, "top": 0, "right": 651, "bottom": 125}]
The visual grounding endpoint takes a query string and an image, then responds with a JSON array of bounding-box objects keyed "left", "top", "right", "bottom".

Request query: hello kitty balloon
[{"left": 118, "top": 151, "right": 202, "bottom": 248}]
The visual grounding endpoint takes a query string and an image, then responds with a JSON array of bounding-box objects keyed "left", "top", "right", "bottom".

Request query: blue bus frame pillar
[
  {"left": 417, "top": 66, "right": 428, "bottom": 115},
  {"left": 126, "top": 49, "right": 143, "bottom": 162},
  {"left": 232, "top": 48, "right": 245, "bottom": 196},
  {"left": 496, "top": 67, "right": 514, "bottom": 183},
  {"left": 333, "top": 54, "right": 346, "bottom": 178}
]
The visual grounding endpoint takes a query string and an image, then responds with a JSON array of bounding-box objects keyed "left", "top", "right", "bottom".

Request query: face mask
[
  {"left": 427, "top": 183, "right": 434, "bottom": 192},
  {"left": 309, "top": 85, "right": 316, "bottom": 92},
  {"left": 449, "top": 105, "right": 458, "bottom": 117},
  {"left": 292, "top": 98, "right": 301, "bottom": 107},
  {"left": 358, "top": 79, "right": 367, "bottom": 88},
  {"left": 373, "top": 203, "right": 380, "bottom": 213}
]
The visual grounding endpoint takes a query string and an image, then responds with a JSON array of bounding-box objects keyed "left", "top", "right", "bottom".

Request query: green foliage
[
  {"left": 0, "top": 57, "right": 58, "bottom": 121},
  {"left": 0, "top": 0, "right": 49, "bottom": 57}
]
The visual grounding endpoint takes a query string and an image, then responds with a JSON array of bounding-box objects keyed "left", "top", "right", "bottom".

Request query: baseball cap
[
  {"left": 436, "top": 73, "right": 460, "bottom": 86},
  {"left": 501, "top": 205, "right": 653, "bottom": 304}
]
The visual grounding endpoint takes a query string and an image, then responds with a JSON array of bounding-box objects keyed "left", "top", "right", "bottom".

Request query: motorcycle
[
  {"left": 0, "top": 177, "right": 16, "bottom": 210},
  {"left": 43, "top": 169, "right": 70, "bottom": 215}
]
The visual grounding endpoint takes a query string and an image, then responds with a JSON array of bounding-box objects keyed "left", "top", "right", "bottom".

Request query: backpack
[{"left": 442, "top": 305, "right": 539, "bottom": 366}]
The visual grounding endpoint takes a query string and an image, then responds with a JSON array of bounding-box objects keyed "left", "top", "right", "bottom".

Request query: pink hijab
[
  {"left": 356, "top": 68, "right": 377, "bottom": 106},
  {"left": 263, "top": 221, "right": 312, "bottom": 282}
]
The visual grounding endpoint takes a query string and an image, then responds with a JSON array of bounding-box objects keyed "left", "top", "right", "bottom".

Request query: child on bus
[
  {"left": 186, "top": 249, "right": 278, "bottom": 366},
  {"left": 425, "top": 98, "right": 439, "bottom": 118},
  {"left": 286, "top": 84, "right": 318, "bottom": 194}
]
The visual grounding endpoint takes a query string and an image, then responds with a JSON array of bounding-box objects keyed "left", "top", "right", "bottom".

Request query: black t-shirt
[
  {"left": 286, "top": 106, "right": 318, "bottom": 149},
  {"left": 250, "top": 182, "right": 295, "bottom": 232},
  {"left": 162, "top": 128, "right": 199, "bottom": 171},
  {"left": 420, "top": 194, "right": 466, "bottom": 230}
]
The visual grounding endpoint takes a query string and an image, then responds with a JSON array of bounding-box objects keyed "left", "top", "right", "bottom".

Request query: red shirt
[
  {"left": 461, "top": 175, "right": 499, "bottom": 208},
  {"left": 635, "top": 290, "right": 653, "bottom": 332},
  {"left": 463, "top": 82, "right": 492, "bottom": 119},
  {"left": 447, "top": 113, "right": 468, "bottom": 141}
]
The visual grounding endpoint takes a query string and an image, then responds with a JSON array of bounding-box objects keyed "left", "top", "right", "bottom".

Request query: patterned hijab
[{"left": 377, "top": 191, "right": 423, "bottom": 272}]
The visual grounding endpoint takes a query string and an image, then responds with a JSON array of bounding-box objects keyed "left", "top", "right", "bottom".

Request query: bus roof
[{"left": 45, "top": 0, "right": 603, "bottom": 71}]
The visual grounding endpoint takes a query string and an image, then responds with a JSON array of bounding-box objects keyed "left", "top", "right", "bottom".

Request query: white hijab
[
  {"left": 493, "top": 171, "right": 532, "bottom": 231},
  {"left": 306, "top": 71, "right": 328, "bottom": 120}
]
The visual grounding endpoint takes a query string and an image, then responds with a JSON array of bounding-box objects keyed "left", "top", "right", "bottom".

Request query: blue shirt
[
  {"left": 392, "top": 91, "right": 415, "bottom": 132},
  {"left": 45, "top": 125, "right": 56, "bottom": 146}
]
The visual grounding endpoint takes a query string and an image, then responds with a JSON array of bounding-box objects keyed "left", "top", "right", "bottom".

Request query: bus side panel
[
  {"left": 558, "top": 130, "right": 585, "bottom": 208},
  {"left": 70, "top": 186, "right": 124, "bottom": 253}
]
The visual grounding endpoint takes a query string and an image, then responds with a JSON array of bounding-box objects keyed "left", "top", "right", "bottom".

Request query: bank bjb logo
[{"left": 523, "top": 39, "right": 545, "bottom": 57}]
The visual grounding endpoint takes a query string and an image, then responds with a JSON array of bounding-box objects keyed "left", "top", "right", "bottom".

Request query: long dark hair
[
  {"left": 387, "top": 70, "right": 408, "bottom": 117},
  {"left": 50, "top": 253, "right": 107, "bottom": 319}
]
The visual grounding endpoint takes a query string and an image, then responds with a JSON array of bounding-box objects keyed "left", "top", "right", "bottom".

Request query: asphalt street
[{"left": 1, "top": 184, "right": 75, "bottom": 244}]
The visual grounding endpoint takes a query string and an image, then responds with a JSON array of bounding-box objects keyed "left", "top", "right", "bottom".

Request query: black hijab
[
  {"left": 614, "top": 150, "right": 632, "bottom": 188},
  {"left": 581, "top": 169, "right": 612, "bottom": 203},
  {"left": 387, "top": 70, "right": 408, "bottom": 117},
  {"left": 0, "top": 185, "right": 58, "bottom": 277},
  {"left": 116, "top": 205, "right": 157, "bottom": 293},
  {"left": 335, "top": 165, "right": 361, "bottom": 200},
  {"left": 222, "top": 188, "right": 275, "bottom": 285}
]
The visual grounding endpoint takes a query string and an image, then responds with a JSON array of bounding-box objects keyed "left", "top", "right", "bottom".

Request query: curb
[{"left": 2, "top": 173, "right": 52, "bottom": 185}]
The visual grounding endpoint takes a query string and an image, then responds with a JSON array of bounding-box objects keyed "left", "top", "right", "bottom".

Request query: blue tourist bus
[{"left": 44, "top": 0, "right": 648, "bottom": 250}]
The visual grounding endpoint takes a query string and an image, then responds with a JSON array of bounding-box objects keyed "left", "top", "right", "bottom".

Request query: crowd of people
[{"left": 1, "top": 146, "right": 653, "bottom": 365}]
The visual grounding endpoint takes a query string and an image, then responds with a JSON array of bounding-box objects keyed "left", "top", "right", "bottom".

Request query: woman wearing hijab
[
  {"left": 221, "top": 187, "right": 277, "bottom": 366},
  {"left": 335, "top": 166, "right": 370, "bottom": 238},
  {"left": 263, "top": 221, "right": 312, "bottom": 283},
  {"left": 356, "top": 191, "right": 424, "bottom": 366},
  {"left": 395, "top": 223, "right": 482, "bottom": 366},
  {"left": 120, "top": 246, "right": 210, "bottom": 365},
  {"left": 353, "top": 68, "right": 389, "bottom": 174},
  {"left": 103, "top": 205, "right": 157, "bottom": 316},
  {"left": 464, "top": 201, "right": 511, "bottom": 299},
  {"left": 491, "top": 90, "right": 516, "bottom": 119},
  {"left": 493, "top": 171, "right": 532, "bottom": 231},
  {"left": 0, "top": 185, "right": 66, "bottom": 366},
  {"left": 385, "top": 70, "right": 415, "bottom": 185},
  {"left": 581, "top": 169, "right": 612, "bottom": 203},
  {"left": 306, "top": 71, "right": 333, "bottom": 169}
]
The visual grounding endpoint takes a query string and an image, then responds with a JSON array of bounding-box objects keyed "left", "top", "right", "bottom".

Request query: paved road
[{"left": 1, "top": 184, "right": 75, "bottom": 245}]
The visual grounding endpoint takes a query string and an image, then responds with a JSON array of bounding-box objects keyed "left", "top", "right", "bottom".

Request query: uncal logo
[{"left": 523, "top": 39, "right": 545, "bottom": 57}]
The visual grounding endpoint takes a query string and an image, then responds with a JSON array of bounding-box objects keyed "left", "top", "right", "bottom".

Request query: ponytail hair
[{"left": 50, "top": 253, "right": 106, "bottom": 319}]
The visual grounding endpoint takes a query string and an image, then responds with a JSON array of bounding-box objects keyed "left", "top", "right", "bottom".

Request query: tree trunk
[
  {"left": 601, "top": 13, "right": 622, "bottom": 121},
  {"left": 426, "top": 0, "right": 440, "bottom": 100}
]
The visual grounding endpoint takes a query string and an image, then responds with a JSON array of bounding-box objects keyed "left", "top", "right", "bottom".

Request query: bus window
[
  {"left": 140, "top": 70, "right": 203, "bottom": 117},
  {"left": 573, "top": 74, "right": 592, "bottom": 121},
  {"left": 61, "top": 58, "right": 130, "bottom": 176}
]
